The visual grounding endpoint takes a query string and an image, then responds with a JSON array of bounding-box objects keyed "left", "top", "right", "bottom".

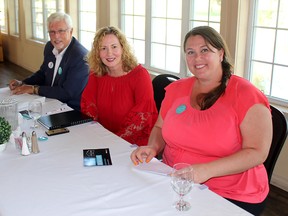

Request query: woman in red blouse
[{"left": 81, "top": 26, "right": 158, "bottom": 146}]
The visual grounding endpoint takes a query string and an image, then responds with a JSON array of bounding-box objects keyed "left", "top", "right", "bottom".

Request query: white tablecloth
[{"left": 0, "top": 91, "right": 252, "bottom": 216}]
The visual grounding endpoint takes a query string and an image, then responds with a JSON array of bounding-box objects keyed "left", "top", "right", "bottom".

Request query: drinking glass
[
  {"left": 170, "top": 163, "right": 194, "bottom": 211},
  {"left": 28, "top": 101, "right": 42, "bottom": 128}
]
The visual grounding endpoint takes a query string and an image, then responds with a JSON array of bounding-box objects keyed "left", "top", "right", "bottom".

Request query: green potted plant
[{"left": 0, "top": 116, "right": 12, "bottom": 151}]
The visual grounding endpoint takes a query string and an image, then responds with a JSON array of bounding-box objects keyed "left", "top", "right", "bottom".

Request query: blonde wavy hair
[{"left": 87, "top": 26, "right": 138, "bottom": 76}]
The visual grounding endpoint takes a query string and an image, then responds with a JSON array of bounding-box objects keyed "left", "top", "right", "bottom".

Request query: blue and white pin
[
  {"left": 58, "top": 67, "right": 62, "bottom": 75},
  {"left": 176, "top": 104, "right": 186, "bottom": 114}
]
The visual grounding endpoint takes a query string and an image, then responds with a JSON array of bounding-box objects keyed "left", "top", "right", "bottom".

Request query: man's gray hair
[{"left": 47, "top": 12, "right": 73, "bottom": 29}]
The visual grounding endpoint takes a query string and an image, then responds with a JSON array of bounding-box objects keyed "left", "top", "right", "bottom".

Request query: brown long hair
[
  {"left": 87, "top": 26, "right": 138, "bottom": 76},
  {"left": 183, "top": 26, "right": 233, "bottom": 110}
]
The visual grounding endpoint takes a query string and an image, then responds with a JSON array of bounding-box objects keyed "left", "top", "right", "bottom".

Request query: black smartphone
[{"left": 45, "top": 128, "right": 69, "bottom": 136}]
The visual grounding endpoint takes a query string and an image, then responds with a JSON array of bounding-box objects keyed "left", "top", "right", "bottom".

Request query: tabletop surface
[{"left": 0, "top": 89, "right": 252, "bottom": 216}]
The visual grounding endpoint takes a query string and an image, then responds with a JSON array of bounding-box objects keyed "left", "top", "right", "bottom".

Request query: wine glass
[
  {"left": 28, "top": 101, "right": 42, "bottom": 128},
  {"left": 170, "top": 163, "right": 194, "bottom": 211}
]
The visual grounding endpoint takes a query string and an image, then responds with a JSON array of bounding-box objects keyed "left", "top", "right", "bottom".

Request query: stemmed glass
[
  {"left": 28, "top": 101, "right": 42, "bottom": 129},
  {"left": 170, "top": 163, "right": 194, "bottom": 211}
]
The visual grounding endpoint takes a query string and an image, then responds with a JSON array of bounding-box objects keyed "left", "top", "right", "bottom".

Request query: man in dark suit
[{"left": 9, "top": 12, "right": 89, "bottom": 111}]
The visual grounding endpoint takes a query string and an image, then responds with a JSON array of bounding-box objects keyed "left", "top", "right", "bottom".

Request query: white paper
[
  {"left": 42, "top": 100, "right": 73, "bottom": 116},
  {"left": 133, "top": 157, "right": 173, "bottom": 176}
]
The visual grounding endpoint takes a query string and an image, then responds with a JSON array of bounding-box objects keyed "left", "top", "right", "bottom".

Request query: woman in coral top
[
  {"left": 81, "top": 26, "right": 157, "bottom": 146},
  {"left": 131, "top": 26, "right": 272, "bottom": 215}
]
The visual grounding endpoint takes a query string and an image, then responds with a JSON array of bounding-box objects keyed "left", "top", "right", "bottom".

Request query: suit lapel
[
  {"left": 52, "top": 61, "right": 65, "bottom": 86},
  {"left": 51, "top": 37, "right": 75, "bottom": 86},
  {"left": 47, "top": 57, "right": 56, "bottom": 86}
]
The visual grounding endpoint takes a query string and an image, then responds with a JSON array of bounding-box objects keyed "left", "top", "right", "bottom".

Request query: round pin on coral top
[{"left": 176, "top": 104, "right": 186, "bottom": 114}]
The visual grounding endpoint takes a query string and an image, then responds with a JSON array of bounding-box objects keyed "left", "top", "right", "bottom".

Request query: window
[
  {"left": 3, "top": 0, "right": 19, "bottom": 36},
  {"left": 121, "top": 0, "right": 146, "bottom": 63},
  {"left": 189, "top": 0, "right": 221, "bottom": 32},
  {"left": 150, "top": 0, "right": 182, "bottom": 73},
  {"left": 121, "top": 0, "right": 221, "bottom": 77},
  {"left": 248, "top": 0, "right": 288, "bottom": 104},
  {"left": 78, "top": 0, "right": 97, "bottom": 50},
  {"left": 31, "top": 0, "right": 65, "bottom": 41},
  {"left": 0, "top": 0, "right": 7, "bottom": 33}
]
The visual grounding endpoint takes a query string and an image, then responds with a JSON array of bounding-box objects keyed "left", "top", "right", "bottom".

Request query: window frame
[
  {"left": 31, "top": 0, "right": 65, "bottom": 42},
  {"left": 120, "top": 0, "right": 222, "bottom": 78},
  {"left": 246, "top": 0, "right": 288, "bottom": 106},
  {"left": 77, "top": 0, "right": 97, "bottom": 50},
  {"left": 14, "top": 0, "right": 19, "bottom": 35}
]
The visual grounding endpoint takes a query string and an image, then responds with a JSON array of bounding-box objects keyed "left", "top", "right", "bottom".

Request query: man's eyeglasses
[{"left": 48, "top": 28, "right": 70, "bottom": 36}]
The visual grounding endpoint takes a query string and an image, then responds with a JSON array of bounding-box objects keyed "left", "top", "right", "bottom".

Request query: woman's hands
[
  {"left": 187, "top": 163, "right": 211, "bottom": 184},
  {"left": 130, "top": 146, "right": 158, "bottom": 165},
  {"left": 130, "top": 114, "right": 165, "bottom": 165},
  {"left": 131, "top": 147, "right": 212, "bottom": 184}
]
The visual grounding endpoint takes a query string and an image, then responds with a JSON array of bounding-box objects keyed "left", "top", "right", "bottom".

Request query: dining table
[{"left": 0, "top": 87, "right": 252, "bottom": 216}]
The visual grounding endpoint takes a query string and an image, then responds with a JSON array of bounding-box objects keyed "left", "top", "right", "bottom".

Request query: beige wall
[{"left": 2, "top": 0, "right": 288, "bottom": 191}]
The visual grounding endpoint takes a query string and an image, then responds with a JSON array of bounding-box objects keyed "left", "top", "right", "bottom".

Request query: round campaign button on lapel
[
  {"left": 176, "top": 104, "right": 186, "bottom": 114},
  {"left": 48, "top": 62, "right": 54, "bottom": 69}
]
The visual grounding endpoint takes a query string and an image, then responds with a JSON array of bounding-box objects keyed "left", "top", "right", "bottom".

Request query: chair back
[
  {"left": 152, "top": 74, "right": 180, "bottom": 112},
  {"left": 264, "top": 105, "right": 288, "bottom": 182}
]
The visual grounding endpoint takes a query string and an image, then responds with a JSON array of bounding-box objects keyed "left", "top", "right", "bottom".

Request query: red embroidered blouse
[{"left": 81, "top": 64, "right": 158, "bottom": 146}]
